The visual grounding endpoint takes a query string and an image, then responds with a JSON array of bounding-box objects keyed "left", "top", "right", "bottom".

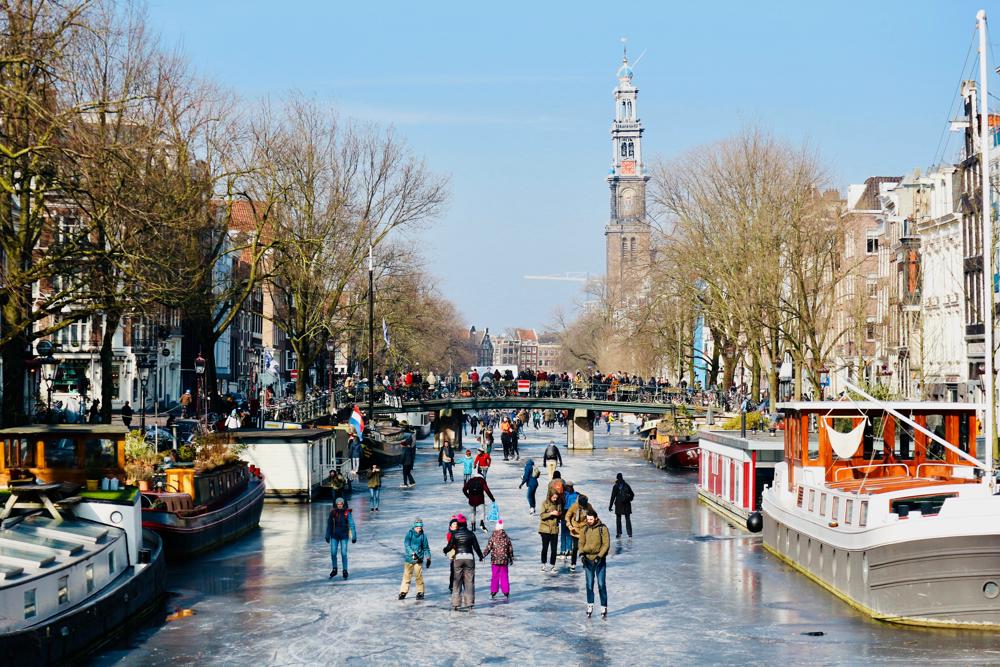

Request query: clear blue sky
[{"left": 147, "top": 0, "right": 991, "bottom": 331}]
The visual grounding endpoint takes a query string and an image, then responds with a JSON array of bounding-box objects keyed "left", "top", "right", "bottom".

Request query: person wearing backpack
[
  {"left": 608, "top": 472, "right": 635, "bottom": 539},
  {"left": 518, "top": 459, "right": 540, "bottom": 515}
]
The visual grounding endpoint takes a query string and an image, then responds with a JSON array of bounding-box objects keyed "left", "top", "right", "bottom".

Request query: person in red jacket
[
  {"left": 474, "top": 448, "right": 492, "bottom": 479},
  {"left": 463, "top": 472, "right": 495, "bottom": 532}
]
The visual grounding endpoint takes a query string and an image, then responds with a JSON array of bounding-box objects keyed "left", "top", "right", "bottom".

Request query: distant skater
[
  {"left": 439, "top": 441, "right": 456, "bottom": 482},
  {"left": 609, "top": 472, "right": 634, "bottom": 539},
  {"left": 519, "top": 459, "right": 539, "bottom": 515},
  {"left": 543, "top": 441, "right": 562, "bottom": 479},
  {"left": 368, "top": 465, "right": 382, "bottom": 512}
]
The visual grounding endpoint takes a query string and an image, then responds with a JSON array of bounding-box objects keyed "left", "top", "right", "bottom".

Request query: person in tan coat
[
  {"left": 537, "top": 492, "right": 562, "bottom": 572},
  {"left": 563, "top": 493, "right": 590, "bottom": 571},
  {"left": 578, "top": 508, "right": 611, "bottom": 618}
]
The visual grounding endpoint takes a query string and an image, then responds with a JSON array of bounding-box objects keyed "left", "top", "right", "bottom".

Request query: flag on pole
[
  {"left": 382, "top": 317, "right": 391, "bottom": 349},
  {"left": 349, "top": 404, "right": 365, "bottom": 437}
]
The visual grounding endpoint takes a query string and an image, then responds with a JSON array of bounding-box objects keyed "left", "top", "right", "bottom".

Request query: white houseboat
[
  {"left": 697, "top": 429, "right": 783, "bottom": 527},
  {"left": 0, "top": 425, "right": 165, "bottom": 663},
  {"left": 761, "top": 400, "right": 1000, "bottom": 629},
  {"left": 234, "top": 427, "right": 348, "bottom": 502}
]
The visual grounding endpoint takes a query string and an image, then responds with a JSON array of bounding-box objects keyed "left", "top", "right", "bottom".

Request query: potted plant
[{"left": 84, "top": 464, "right": 102, "bottom": 491}]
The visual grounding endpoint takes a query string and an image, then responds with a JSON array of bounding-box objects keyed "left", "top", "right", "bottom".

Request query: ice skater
[{"left": 483, "top": 520, "right": 515, "bottom": 599}]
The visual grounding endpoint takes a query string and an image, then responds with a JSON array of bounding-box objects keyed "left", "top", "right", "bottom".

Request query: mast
[
  {"left": 367, "top": 243, "right": 375, "bottom": 426},
  {"left": 978, "top": 9, "right": 995, "bottom": 471}
]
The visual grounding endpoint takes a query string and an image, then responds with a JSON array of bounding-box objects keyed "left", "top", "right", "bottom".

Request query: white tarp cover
[{"left": 823, "top": 418, "right": 866, "bottom": 459}]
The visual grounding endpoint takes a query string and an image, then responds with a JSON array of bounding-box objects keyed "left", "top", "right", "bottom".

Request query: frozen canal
[{"left": 94, "top": 424, "right": 1000, "bottom": 666}]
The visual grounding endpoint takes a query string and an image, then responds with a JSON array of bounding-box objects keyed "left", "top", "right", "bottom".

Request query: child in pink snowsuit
[{"left": 483, "top": 520, "right": 515, "bottom": 598}]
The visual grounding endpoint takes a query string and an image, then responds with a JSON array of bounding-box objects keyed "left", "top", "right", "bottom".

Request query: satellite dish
[{"left": 259, "top": 371, "right": 277, "bottom": 386}]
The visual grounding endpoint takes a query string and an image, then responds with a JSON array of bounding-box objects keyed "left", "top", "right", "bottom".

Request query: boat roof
[
  {"left": 777, "top": 401, "right": 984, "bottom": 412},
  {"left": 231, "top": 429, "right": 333, "bottom": 441},
  {"left": 0, "top": 424, "right": 128, "bottom": 436},
  {"left": 0, "top": 514, "right": 122, "bottom": 586}
]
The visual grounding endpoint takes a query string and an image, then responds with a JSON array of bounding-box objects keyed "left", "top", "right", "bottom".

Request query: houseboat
[
  {"left": 234, "top": 428, "right": 347, "bottom": 502},
  {"left": 643, "top": 417, "right": 699, "bottom": 469},
  {"left": 0, "top": 425, "right": 165, "bottom": 664},
  {"left": 761, "top": 400, "right": 1000, "bottom": 629},
  {"left": 364, "top": 421, "right": 411, "bottom": 469},
  {"left": 696, "top": 429, "right": 784, "bottom": 527},
  {"left": 141, "top": 460, "right": 265, "bottom": 558}
]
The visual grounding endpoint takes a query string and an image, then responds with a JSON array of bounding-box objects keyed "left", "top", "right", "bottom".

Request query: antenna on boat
[{"left": 977, "top": 9, "right": 996, "bottom": 477}]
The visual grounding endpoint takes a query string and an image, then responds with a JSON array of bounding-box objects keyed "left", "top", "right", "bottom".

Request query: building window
[
  {"left": 630, "top": 237, "right": 637, "bottom": 257},
  {"left": 58, "top": 575, "right": 69, "bottom": 605},
  {"left": 866, "top": 276, "right": 877, "bottom": 298},
  {"left": 866, "top": 236, "right": 879, "bottom": 255},
  {"left": 866, "top": 321, "right": 876, "bottom": 342},
  {"left": 24, "top": 589, "right": 36, "bottom": 619}
]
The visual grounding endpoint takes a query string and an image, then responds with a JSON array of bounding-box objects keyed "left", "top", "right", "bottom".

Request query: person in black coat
[
  {"left": 400, "top": 440, "right": 416, "bottom": 488},
  {"left": 609, "top": 472, "right": 635, "bottom": 539},
  {"left": 444, "top": 515, "right": 484, "bottom": 609}
]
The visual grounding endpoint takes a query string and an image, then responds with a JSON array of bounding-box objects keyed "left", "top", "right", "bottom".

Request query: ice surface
[{"left": 92, "top": 424, "right": 1000, "bottom": 666}]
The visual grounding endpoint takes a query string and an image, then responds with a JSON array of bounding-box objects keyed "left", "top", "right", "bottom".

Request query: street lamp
[
  {"left": 326, "top": 339, "right": 336, "bottom": 394},
  {"left": 194, "top": 351, "right": 206, "bottom": 426},
  {"left": 138, "top": 355, "right": 153, "bottom": 431}
]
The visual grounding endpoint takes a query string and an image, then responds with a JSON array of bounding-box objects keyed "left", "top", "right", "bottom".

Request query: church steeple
[{"left": 605, "top": 43, "right": 651, "bottom": 309}]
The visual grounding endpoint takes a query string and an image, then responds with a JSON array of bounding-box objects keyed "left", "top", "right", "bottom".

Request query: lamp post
[
  {"left": 138, "top": 354, "right": 152, "bottom": 432},
  {"left": 194, "top": 351, "right": 206, "bottom": 427},
  {"left": 326, "top": 339, "right": 335, "bottom": 394}
]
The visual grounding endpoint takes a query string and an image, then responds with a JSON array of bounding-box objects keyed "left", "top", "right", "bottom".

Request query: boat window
[
  {"left": 820, "top": 493, "right": 827, "bottom": 517},
  {"left": 808, "top": 489, "right": 815, "bottom": 512},
  {"left": 58, "top": 575, "right": 69, "bottom": 605},
  {"left": 859, "top": 501, "right": 868, "bottom": 527},
  {"left": 924, "top": 414, "right": 947, "bottom": 461},
  {"left": 831, "top": 496, "right": 840, "bottom": 520},
  {"left": 869, "top": 417, "right": 886, "bottom": 457},
  {"left": 890, "top": 493, "right": 955, "bottom": 517},
  {"left": 845, "top": 499, "right": 854, "bottom": 524},
  {"left": 44, "top": 437, "right": 77, "bottom": 468},
  {"left": 4, "top": 437, "right": 34, "bottom": 468},
  {"left": 109, "top": 550, "right": 116, "bottom": 575},
  {"left": 24, "top": 589, "right": 36, "bottom": 619},
  {"left": 890, "top": 417, "right": 914, "bottom": 459},
  {"left": 86, "top": 563, "right": 95, "bottom": 593},
  {"left": 796, "top": 486, "right": 804, "bottom": 508},
  {"left": 958, "top": 413, "right": 971, "bottom": 453},
  {"left": 84, "top": 438, "right": 116, "bottom": 469}
]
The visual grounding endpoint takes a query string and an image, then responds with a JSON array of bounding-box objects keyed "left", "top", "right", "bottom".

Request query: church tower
[{"left": 605, "top": 48, "right": 652, "bottom": 309}]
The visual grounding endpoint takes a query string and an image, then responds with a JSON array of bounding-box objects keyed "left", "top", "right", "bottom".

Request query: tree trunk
[
  {"left": 1, "top": 329, "right": 28, "bottom": 427},
  {"left": 100, "top": 312, "right": 121, "bottom": 424},
  {"left": 750, "top": 349, "right": 761, "bottom": 402}
]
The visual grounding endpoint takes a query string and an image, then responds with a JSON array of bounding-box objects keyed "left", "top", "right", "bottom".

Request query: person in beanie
[
  {"left": 483, "top": 519, "right": 515, "bottom": 599},
  {"left": 463, "top": 471, "right": 495, "bottom": 532},
  {"left": 462, "top": 449, "right": 475, "bottom": 483},
  {"left": 578, "top": 507, "right": 611, "bottom": 618},
  {"left": 399, "top": 518, "right": 431, "bottom": 600},
  {"left": 324, "top": 497, "right": 357, "bottom": 579},
  {"left": 444, "top": 514, "right": 484, "bottom": 610},
  {"left": 609, "top": 472, "right": 635, "bottom": 539},
  {"left": 518, "top": 459, "right": 539, "bottom": 515}
]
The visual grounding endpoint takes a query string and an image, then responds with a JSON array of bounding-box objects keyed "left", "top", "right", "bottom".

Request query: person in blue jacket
[
  {"left": 399, "top": 518, "right": 431, "bottom": 600},
  {"left": 324, "top": 497, "right": 357, "bottom": 579},
  {"left": 519, "top": 459, "right": 540, "bottom": 515},
  {"left": 560, "top": 481, "right": 579, "bottom": 558},
  {"left": 461, "top": 449, "right": 475, "bottom": 483}
]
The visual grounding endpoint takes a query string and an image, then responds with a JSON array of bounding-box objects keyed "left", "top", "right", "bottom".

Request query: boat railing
[
  {"left": 915, "top": 462, "right": 979, "bottom": 480},
  {"left": 833, "top": 463, "right": 911, "bottom": 482}
]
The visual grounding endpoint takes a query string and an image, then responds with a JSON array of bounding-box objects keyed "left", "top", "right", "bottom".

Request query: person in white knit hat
[{"left": 483, "top": 519, "right": 515, "bottom": 599}]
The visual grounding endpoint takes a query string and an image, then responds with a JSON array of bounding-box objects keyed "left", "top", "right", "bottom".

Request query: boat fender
[{"left": 746, "top": 511, "right": 763, "bottom": 533}]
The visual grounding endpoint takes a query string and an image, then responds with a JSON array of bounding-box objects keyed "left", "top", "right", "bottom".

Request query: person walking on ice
[
  {"left": 483, "top": 519, "right": 515, "bottom": 599},
  {"left": 543, "top": 441, "right": 562, "bottom": 479},
  {"left": 609, "top": 472, "right": 635, "bottom": 539},
  {"left": 519, "top": 459, "right": 539, "bottom": 515},
  {"left": 399, "top": 518, "right": 431, "bottom": 600},
  {"left": 579, "top": 508, "right": 611, "bottom": 618},
  {"left": 462, "top": 449, "right": 475, "bottom": 483},
  {"left": 463, "top": 471, "right": 495, "bottom": 532},
  {"left": 324, "top": 497, "right": 356, "bottom": 579}
]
